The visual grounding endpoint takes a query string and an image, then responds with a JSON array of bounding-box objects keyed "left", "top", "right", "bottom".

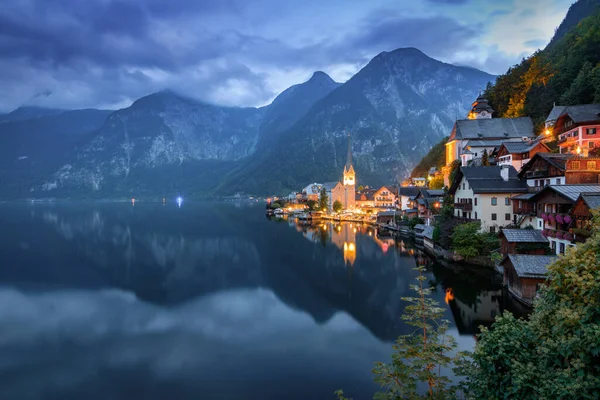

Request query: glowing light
[
  {"left": 545, "top": 128, "right": 551, "bottom": 136},
  {"left": 131, "top": 198, "right": 135, "bottom": 206},
  {"left": 177, "top": 196, "right": 183, "bottom": 207},
  {"left": 353, "top": 228, "right": 357, "bottom": 233},
  {"left": 348, "top": 243, "right": 355, "bottom": 251},
  {"left": 445, "top": 288, "right": 455, "bottom": 304},
  {"left": 368, "top": 231, "right": 372, "bottom": 236},
  {"left": 576, "top": 146, "right": 582, "bottom": 154}
]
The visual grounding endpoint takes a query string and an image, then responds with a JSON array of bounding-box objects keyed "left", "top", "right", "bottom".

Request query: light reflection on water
[{"left": 0, "top": 203, "right": 524, "bottom": 399}]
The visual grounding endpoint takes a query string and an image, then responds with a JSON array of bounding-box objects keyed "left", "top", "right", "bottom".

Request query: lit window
[
  {"left": 589, "top": 142, "right": 595, "bottom": 148},
  {"left": 587, "top": 128, "right": 597, "bottom": 135},
  {"left": 491, "top": 197, "right": 497, "bottom": 206},
  {"left": 588, "top": 161, "right": 597, "bottom": 170},
  {"left": 572, "top": 161, "right": 580, "bottom": 169}
]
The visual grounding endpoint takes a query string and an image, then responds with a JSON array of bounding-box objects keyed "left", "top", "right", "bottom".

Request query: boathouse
[
  {"left": 501, "top": 254, "right": 557, "bottom": 306},
  {"left": 499, "top": 228, "right": 549, "bottom": 257}
]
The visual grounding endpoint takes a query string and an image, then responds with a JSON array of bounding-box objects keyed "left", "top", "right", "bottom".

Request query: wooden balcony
[{"left": 454, "top": 202, "right": 473, "bottom": 211}]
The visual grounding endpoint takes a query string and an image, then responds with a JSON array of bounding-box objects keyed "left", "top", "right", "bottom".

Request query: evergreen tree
[
  {"left": 318, "top": 187, "right": 329, "bottom": 211},
  {"left": 333, "top": 200, "right": 343, "bottom": 213},
  {"left": 481, "top": 149, "right": 490, "bottom": 166}
]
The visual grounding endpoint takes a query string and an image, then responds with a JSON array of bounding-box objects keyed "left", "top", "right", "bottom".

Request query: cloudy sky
[{"left": 0, "top": 0, "right": 573, "bottom": 112}]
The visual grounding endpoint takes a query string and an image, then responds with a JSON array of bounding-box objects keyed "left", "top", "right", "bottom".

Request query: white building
[{"left": 449, "top": 166, "right": 529, "bottom": 233}]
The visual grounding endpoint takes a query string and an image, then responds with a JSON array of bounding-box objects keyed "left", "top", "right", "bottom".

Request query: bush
[
  {"left": 451, "top": 222, "right": 499, "bottom": 259},
  {"left": 408, "top": 217, "right": 424, "bottom": 230},
  {"left": 333, "top": 200, "right": 343, "bottom": 213}
]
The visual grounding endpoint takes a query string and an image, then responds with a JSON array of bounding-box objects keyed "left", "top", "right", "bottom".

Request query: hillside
[
  {"left": 484, "top": 0, "right": 600, "bottom": 128},
  {"left": 410, "top": 136, "right": 448, "bottom": 177}
]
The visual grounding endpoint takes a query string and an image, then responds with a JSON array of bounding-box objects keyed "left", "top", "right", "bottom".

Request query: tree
[
  {"left": 408, "top": 217, "right": 425, "bottom": 230},
  {"left": 358, "top": 185, "right": 365, "bottom": 191},
  {"left": 318, "top": 187, "right": 329, "bottom": 211},
  {"left": 451, "top": 222, "right": 499, "bottom": 259},
  {"left": 448, "top": 160, "right": 462, "bottom": 187},
  {"left": 306, "top": 199, "right": 317, "bottom": 211},
  {"left": 481, "top": 149, "right": 490, "bottom": 166},
  {"left": 333, "top": 200, "right": 343, "bottom": 213},
  {"left": 428, "top": 175, "right": 444, "bottom": 189},
  {"left": 337, "top": 266, "right": 461, "bottom": 400},
  {"left": 270, "top": 202, "right": 281, "bottom": 209},
  {"left": 460, "top": 211, "right": 600, "bottom": 399}
]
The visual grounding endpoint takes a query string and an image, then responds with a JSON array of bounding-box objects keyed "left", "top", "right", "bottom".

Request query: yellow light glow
[
  {"left": 349, "top": 243, "right": 355, "bottom": 251},
  {"left": 576, "top": 146, "right": 582, "bottom": 154},
  {"left": 368, "top": 232, "right": 372, "bottom": 236},
  {"left": 353, "top": 228, "right": 357, "bottom": 233},
  {"left": 545, "top": 128, "right": 551, "bottom": 136},
  {"left": 427, "top": 176, "right": 432, "bottom": 181}
]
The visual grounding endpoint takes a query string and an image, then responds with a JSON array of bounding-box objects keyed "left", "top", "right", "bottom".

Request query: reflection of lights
[
  {"left": 343, "top": 242, "right": 348, "bottom": 251},
  {"left": 445, "top": 288, "right": 455, "bottom": 304},
  {"left": 322, "top": 225, "right": 327, "bottom": 231},
  {"left": 409, "top": 249, "right": 415, "bottom": 256},
  {"left": 381, "top": 243, "right": 388, "bottom": 253},
  {"left": 348, "top": 243, "right": 355, "bottom": 251},
  {"left": 131, "top": 198, "right": 135, "bottom": 206},
  {"left": 368, "top": 231, "right": 372, "bottom": 236},
  {"left": 337, "top": 226, "right": 341, "bottom": 232},
  {"left": 353, "top": 228, "right": 357, "bottom": 233},
  {"left": 177, "top": 196, "right": 183, "bottom": 208}
]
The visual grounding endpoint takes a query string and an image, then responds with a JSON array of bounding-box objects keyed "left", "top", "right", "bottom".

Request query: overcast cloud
[{"left": 0, "top": 0, "right": 573, "bottom": 112}]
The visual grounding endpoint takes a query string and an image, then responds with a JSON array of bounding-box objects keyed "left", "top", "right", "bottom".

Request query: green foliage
[
  {"left": 358, "top": 185, "right": 365, "bottom": 191},
  {"left": 481, "top": 149, "right": 490, "bottom": 166},
  {"left": 318, "top": 187, "right": 329, "bottom": 211},
  {"left": 451, "top": 222, "right": 500, "bottom": 259},
  {"left": 484, "top": 9, "right": 600, "bottom": 126},
  {"left": 428, "top": 175, "right": 444, "bottom": 190},
  {"left": 333, "top": 200, "right": 343, "bottom": 213},
  {"left": 460, "top": 211, "right": 600, "bottom": 399},
  {"left": 448, "top": 160, "right": 461, "bottom": 187},
  {"left": 408, "top": 217, "right": 425, "bottom": 230},
  {"left": 515, "top": 242, "right": 555, "bottom": 255},
  {"left": 411, "top": 136, "right": 449, "bottom": 178},
  {"left": 372, "top": 267, "right": 460, "bottom": 399},
  {"left": 270, "top": 202, "right": 282, "bottom": 209},
  {"left": 306, "top": 199, "right": 317, "bottom": 211}
]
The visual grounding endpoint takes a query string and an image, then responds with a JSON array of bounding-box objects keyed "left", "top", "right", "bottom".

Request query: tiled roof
[
  {"left": 560, "top": 104, "right": 600, "bottom": 123},
  {"left": 398, "top": 187, "right": 420, "bottom": 197},
  {"left": 505, "top": 254, "right": 557, "bottom": 278},
  {"left": 422, "top": 226, "right": 435, "bottom": 240},
  {"left": 464, "top": 139, "right": 507, "bottom": 148},
  {"left": 501, "top": 140, "right": 540, "bottom": 154},
  {"left": 545, "top": 105, "right": 566, "bottom": 123},
  {"left": 424, "top": 189, "right": 445, "bottom": 197},
  {"left": 547, "top": 184, "right": 600, "bottom": 201},
  {"left": 500, "top": 229, "right": 548, "bottom": 243},
  {"left": 461, "top": 166, "right": 528, "bottom": 194},
  {"left": 323, "top": 181, "right": 341, "bottom": 190},
  {"left": 452, "top": 117, "right": 534, "bottom": 140},
  {"left": 582, "top": 193, "right": 600, "bottom": 210},
  {"left": 511, "top": 193, "right": 537, "bottom": 200}
]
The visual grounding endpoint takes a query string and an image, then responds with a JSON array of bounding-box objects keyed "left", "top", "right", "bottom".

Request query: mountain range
[{"left": 0, "top": 48, "right": 494, "bottom": 199}]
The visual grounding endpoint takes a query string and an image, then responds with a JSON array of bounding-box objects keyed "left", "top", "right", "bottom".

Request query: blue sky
[{"left": 0, "top": 0, "right": 573, "bottom": 112}]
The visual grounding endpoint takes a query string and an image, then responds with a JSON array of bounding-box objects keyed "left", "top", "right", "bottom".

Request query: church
[{"left": 324, "top": 134, "right": 356, "bottom": 210}]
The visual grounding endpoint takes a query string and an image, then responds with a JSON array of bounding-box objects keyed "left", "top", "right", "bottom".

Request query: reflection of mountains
[{"left": 20, "top": 205, "right": 422, "bottom": 341}]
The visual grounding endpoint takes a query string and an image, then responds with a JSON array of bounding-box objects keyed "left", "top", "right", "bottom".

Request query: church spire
[{"left": 345, "top": 132, "right": 353, "bottom": 170}]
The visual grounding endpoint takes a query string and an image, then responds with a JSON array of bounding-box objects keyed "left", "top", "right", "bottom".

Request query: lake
[{"left": 0, "top": 202, "right": 524, "bottom": 399}]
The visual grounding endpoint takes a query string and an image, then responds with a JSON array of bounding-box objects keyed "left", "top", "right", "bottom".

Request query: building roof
[
  {"left": 398, "top": 186, "right": 420, "bottom": 197},
  {"left": 450, "top": 117, "right": 534, "bottom": 141},
  {"left": 545, "top": 105, "right": 567, "bottom": 123},
  {"left": 450, "top": 166, "right": 528, "bottom": 194},
  {"left": 422, "top": 226, "right": 435, "bottom": 240},
  {"left": 517, "top": 152, "right": 570, "bottom": 179},
  {"left": 501, "top": 140, "right": 542, "bottom": 154},
  {"left": 377, "top": 211, "right": 397, "bottom": 217},
  {"left": 504, "top": 254, "right": 557, "bottom": 279},
  {"left": 581, "top": 193, "right": 600, "bottom": 210},
  {"left": 424, "top": 189, "right": 444, "bottom": 197},
  {"left": 511, "top": 192, "right": 537, "bottom": 200},
  {"left": 536, "top": 184, "right": 600, "bottom": 202},
  {"left": 323, "top": 181, "right": 341, "bottom": 191},
  {"left": 463, "top": 139, "right": 507, "bottom": 148},
  {"left": 356, "top": 189, "right": 375, "bottom": 201},
  {"left": 500, "top": 229, "right": 548, "bottom": 243},
  {"left": 559, "top": 104, "right": 600, "bottom": 123},
  {"left": 413, "top": 224, "right": 427, "bottom": 231}
]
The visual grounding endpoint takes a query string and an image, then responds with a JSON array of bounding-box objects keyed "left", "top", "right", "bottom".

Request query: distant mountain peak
[{"left": 309, "top": 71, "right": 336, "bottom": 83}]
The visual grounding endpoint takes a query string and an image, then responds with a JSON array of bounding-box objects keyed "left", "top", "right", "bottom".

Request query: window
[
  {"left": 462, "top": 183, "right": 465, "bottom": 190},
  {"left": 555, "top": 178, "right": 561, "bottom": 184},
  {"left": 590, "top": 142, "right": 595, "bottom": 148},
  {"left": 538, "top": 220, "right": 542, "bottom": 228},
  {"left": 587, "top": 128, "right": 597, "bottom": 135},
  {"left": 475, "top": 211, "right": 478, "bottom": 219},
  {"left": 534, "top": 179, "right": 539, "bottom": 187},
  {"left": 505, "top": 213, "right": 511, "bottom": 221},
  {"left": 505, "top": 197, "right": 510, "bottom": 205},
  {"left": 490, "top": 226, "right": 496, "bottom": 233},
  {"left": 491, "top": 197, "right": 497, "bottom": 206},
  {"left": 474, "top": 198, "right": 478, "bottom": 206},
  {"left": 572, "top": 161, "right": 580, "bottom": 169},
  {"left": 588, "top": 161, "right": 597, "bottom": 170},
  {"left": 491, "top": 213, "right": 497, "bottom": 221},
  {"left": 559, "top": 242, "right": 565, "bottom": 255},
  {"left": 546, "top": 179, "right": 550, "bottom": 186},
  {"left": 551, "top": 241, "right": 556, "bottom": 252}
]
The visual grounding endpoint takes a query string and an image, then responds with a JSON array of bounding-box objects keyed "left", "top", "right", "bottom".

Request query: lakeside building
[
  {"left": 323, "top": 181, "right": 345, "bottom": 211},
  {"left": 569, "top": 193, "right": 600, "bottom": 243},
  {"left": 501, "top": 254, "right": 557, "bottom": 307},
  {"left": 302, "top": 183, "right": 323, "bottom": 202},
  {"left": 373, "top": 186, "right": 398, "bottom": 208},
  {"left": 342, "top": 134, "right": 356, "bottom": 209},
  {"left": 517, "top": 152, "right": 570, "bottom": 189},
  {"left": 548, "top": 104, "right": 600, "bottom": 156},
  {"left": 450, "top": 166, "right": 528, "bottom": 233},
  {"left": 496, "top": 140, "right": 550, "bottom": 172},
  {"left": 355, "top": 189, "right": 376, "bottom": 208},
  {"left": 414, "top": 188, "right": 444, "bottom": 226},
  {"left": 398, "top": 186, "right": 420, "bottom": 212},
  {"left": 499, "top": 229, "right": 549, "bottom": 257}
]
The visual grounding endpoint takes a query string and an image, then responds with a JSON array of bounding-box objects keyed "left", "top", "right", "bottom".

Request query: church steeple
[
  {"left": 467, "top": 92, "right": 494, "bottom": 119},
  {"left": 342, "top": 133, "right": 356, "bottom": 209}
]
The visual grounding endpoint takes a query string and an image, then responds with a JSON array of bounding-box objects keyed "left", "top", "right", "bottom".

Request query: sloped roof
[
  {"left": 398, "top": 187, "right": 420, "bottom": 197},
  {"left": 422, "top": 226, "right": 435, "bottom": 240},
  {"left": 501, "top": 140, "right": 542, "bottom": 154},
  {"left": 377, "top": 211, "right": 397, "bottom": 217},
  {"left": 500, "top": 229, "right": 548, "bottom": 243},
  {"left": 423, "top": 189, "right": 444, "bottom": 197},
  {"left": 517, "top": 152, "right": 571, "bottom": 179},
  {"left": 323, "top": 181, "right": 341, "bottom": 191},
  {"left": 511, "top": 193, "right": 537, "bottom": 200},
  {"left": 545, "top": 105, "right": 566, "bottom": 123},
  {"left": 464, "top": 139, "right": 507, "bottom": 148},
  {"left": 560, "top": 104, "right": 600, "bottom": 123},
  {"left": 582, "top": 193, "right": 600, "bottom": 210},
  {"left": 451, "top": 117, "right": 534, "bottom": 140},
  {"left": 545, "top": 184, "right": 600, "bottom": 202},
  {"left": 356, "top": 189, "right": 375, "bottom": 201},
  {"left": 451, "top": 166, "right": 528, "bottom": 194},
  {"left": 505, "top": 254, "right": 557, "bottom": 278}
]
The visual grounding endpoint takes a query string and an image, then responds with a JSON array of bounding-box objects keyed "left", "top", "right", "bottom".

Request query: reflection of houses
[
  {"left": 501, "top": 254, "right": 557, "bottom": 307},
  {"left": 330, "top": 223, "right": 357, "bottom": 266},
  {"left": 499, "top": 229, "right": 548, "bottom": 257},
  {"left": 447, "top": 290, "right": 502, "bottom": 334}
]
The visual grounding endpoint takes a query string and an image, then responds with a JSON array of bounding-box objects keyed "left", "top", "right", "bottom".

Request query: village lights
[
  {"left": 177, "top": 196, "right": 183, "bottom": 207},
  {"left": 545, "top": 128, "right": 551, "bottom": 136},
  {"left": 576, "top": 146, "right": 582, "bottom": 154}
]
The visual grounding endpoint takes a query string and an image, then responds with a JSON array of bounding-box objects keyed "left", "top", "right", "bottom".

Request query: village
[{"left": 267, "top": 96, "right": 600, "bottom": 307}]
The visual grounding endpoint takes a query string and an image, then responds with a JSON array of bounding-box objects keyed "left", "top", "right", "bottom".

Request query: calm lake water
[{"left": 0, "top": 202, "right": 524, "bottom": 399}]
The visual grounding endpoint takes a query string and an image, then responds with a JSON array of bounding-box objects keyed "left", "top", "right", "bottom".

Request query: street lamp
[{"left": 576, "top": 146, "right": 582, "bottom": 155}]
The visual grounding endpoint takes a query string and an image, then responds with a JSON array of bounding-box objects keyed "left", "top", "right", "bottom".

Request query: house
[
  {"left": 527, "top": 184, "right": 600, "bottom": 254},
  {"left": 422, "top": 225, "right": 435, "bottom": 252},
  {"left": 496, "top": 140, "right": 550, "bottom": 172},
  {"left": 564, "top": 157, "right": 600, "bottom": 184},
  {"left": 498, "top": 229, "right": 549, "bottom": 257},
  {"left": 569, "top": 192, "right": 600, "bottom": 243},
  {"left": 373, "top": 186, "right": 398, "bottom": 208},
  {"left": 355, "top": 189, "right": 376, "bottom": 208},
  {"left": 398, "top": 186, "right": 420, "bottom": 211},
  {"left": 501, "top": 254, "right": 557, "bottom": 306},
  {"left": 376, "top": 210, "right": 397, "bottom": 225},
  {"left": 412, "top": 177, "right": 427, "bottom": 187},
  {"left": 552, "top": 104, "right": 600, "bottom": 156},
  {"left": 460, "top": 139, "right": 505, "bottom": 166},
  {"left": 323, "top": 181, "right": 345, "bottom": 211},
  {"left": 511, "top": 192, "right": 538, "bottom": 228},
  {"left": 449, "top": 166, "right": 529, "bottom": 233},
  {"left": 414, "top": 189, "right": 444, "bottom": 226},
  {"left": 445, "top": 116, "right": 535, "bottom": 182},
  {"left": 517, "top": 152, "right": 570, "bottom": 189},
  {"left": 302, "top": 183, "right": 323, "bottom": 202}
]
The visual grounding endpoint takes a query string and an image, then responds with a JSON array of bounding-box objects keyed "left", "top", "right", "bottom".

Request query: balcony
[
  {"left": 454, "top": 202, "right": 473, "bottom": 211},
  {"left": 525, "top": 170, "right": 548, "bottom": 178},
  {"left": 558, "top": 134, "right": 578, "bottom": 144}
]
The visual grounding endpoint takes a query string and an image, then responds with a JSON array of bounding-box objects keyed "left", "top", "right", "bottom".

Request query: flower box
[
  {"left": 541, "top": 213, "right": 548, "bottom": 220},
  {"left": 564, "top": 215, "right": 572, "bottom": 224},
  {"left": 556, "top": 214, "right": 564, "bottom": 224},
  {"left": 555, "top": 231, "right": 564, "bottom": 240}
]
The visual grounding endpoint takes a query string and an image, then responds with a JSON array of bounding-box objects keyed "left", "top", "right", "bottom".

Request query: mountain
[
  {"left": 0, "top": 108, "right": 113, "bottom": 198},
  {"left": 484, "top": 0, "right": 600, "bottom": 126},
  {"left": 218, "top": 48, "right": 494, "bottom": 195},
  {"left": 2, "top": 49, "right": 494, "bottom": 199}
]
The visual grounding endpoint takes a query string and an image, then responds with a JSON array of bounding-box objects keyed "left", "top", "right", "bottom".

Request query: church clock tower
[
  {"left": 467, "top": 94, "right": 494, "bottom": 119},
  {"left": 343, "top": 133, "right": 356, "bottom": 209}
]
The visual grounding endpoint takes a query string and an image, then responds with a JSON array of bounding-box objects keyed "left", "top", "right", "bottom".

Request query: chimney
[{"left": 500, "top": 166, "right": 510, "bottom": 181}]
